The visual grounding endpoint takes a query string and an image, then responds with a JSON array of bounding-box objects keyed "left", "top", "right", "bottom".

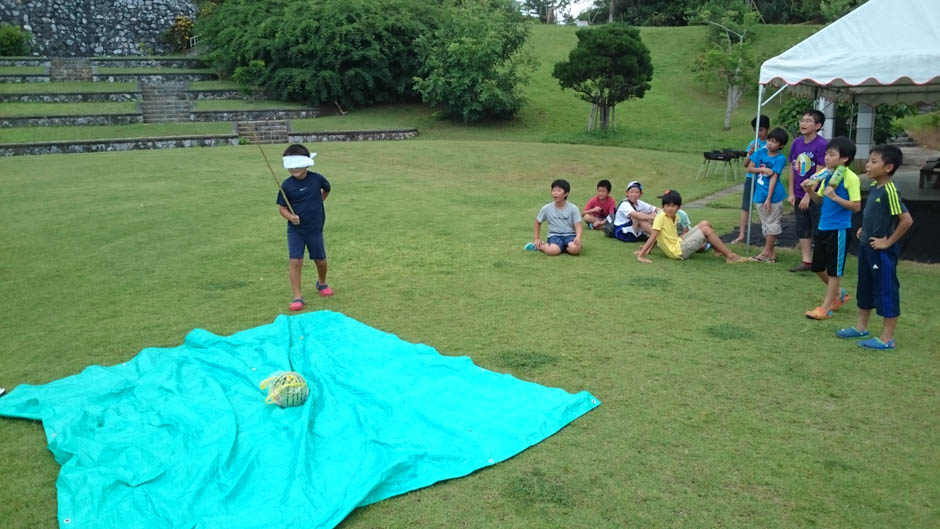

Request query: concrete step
[{"left": 236, "top": 120, "right": 289, "bottom": 143}]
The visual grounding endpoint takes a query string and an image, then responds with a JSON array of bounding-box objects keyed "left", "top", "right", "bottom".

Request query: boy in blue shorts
[
  {"left": 278, "top": 144, "right": 332, "bottom": 312},
  {"left": 525, "top": 179, "right": 583, "bottom": 256},
  {"left": 746, "top": 127, "right": 789, "bottom": 262},
  {"left": 732, "top": 114, "right": 770, "bottom": 244},
  {"left": 836, "top": 145, "right": 913, "bottom": 349},
  {"left": 801, "top": 137, "right": 861, "bottom": 320}
]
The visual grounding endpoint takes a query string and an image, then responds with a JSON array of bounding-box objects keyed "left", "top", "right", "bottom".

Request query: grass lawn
[
  {"left": 0, "top": 66, "right": 45, "bottom": 74},
  {"left": 0, "top": 122, "right": 234, "bottom": 143},
  {"left": 0, "top": 101, "right": 137, "bottom": 117},
  {"left": 0, "top": 81, "right": 138, "bottom": 94},
  {"left": 193, "top": 99, "right": 312, "bottom": 111},
  {"left": 0, "top": 143, "right": 937, "bottom": 529}
]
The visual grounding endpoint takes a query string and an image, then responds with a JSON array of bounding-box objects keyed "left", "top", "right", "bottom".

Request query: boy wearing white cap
[
  {"left": 277, "top": 144, "right": 332, "bottom": 311},
  {"left": 610, "top": 180, "right": 657, "bottom": 242}
]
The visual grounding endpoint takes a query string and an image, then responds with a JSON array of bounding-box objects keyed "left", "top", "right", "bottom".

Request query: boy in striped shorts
[{"left": 801, "top": 137, "right": 862, "bottom": 320}]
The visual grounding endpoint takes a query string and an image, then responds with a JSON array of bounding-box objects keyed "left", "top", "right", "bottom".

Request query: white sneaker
[{"left": 0, "top": 387, "right": 5, "bottom": 397}]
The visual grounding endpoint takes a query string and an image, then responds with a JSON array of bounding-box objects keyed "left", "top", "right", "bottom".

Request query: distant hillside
[{"left": 303, "top": 23, "right": 821, "bottom": 153}]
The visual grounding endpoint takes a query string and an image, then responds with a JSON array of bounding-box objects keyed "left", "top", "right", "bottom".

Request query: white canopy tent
[{"left": 745, "top": 0, "right": 940, "bottom": 250}]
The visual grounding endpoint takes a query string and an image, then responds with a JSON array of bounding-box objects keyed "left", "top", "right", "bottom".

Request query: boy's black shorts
[
  {"left": 811, "top": 228, "right": 848, "bottom": 277},
  {"left": 794, "top": 201, "right": 820, "bottom": 239}
]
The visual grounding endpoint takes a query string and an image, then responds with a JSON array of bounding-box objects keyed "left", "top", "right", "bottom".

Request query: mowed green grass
[
  {"left": 0, "top": 122, "right": 234, "bottom": 143},
  {"left": 0, "top": 143, "right": 938, "bottom": 529},
  {"left": 0, "top": 81, "right": 138, "bottom": 94}
]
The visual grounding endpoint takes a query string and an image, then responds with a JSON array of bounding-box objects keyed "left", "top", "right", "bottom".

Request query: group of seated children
[{"left": 525, "top": 178, "right": 745, "bottom": 264}]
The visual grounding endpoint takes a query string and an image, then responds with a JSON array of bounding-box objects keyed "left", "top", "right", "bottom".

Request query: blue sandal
[
  {"left": 857, "top": 337, "right": 895, "bottom": 350},
  {"left": 835, "top": 326, "right": 869, "bottom": 339}
]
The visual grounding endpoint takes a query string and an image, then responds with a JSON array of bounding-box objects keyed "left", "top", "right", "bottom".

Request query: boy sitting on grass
[
  {"left": 801, "top": 137, "right": 861, "bottom": 320},
  {"left": 836, "top": 145, "right": 913, "bottom": 350},
  {"left": 635, "top": 190, "right": 746, "bottom": 264},
  {"left": 610, "top": 180, "right": 658, "bottom": 242},
  {"left": 582, "top": 179, "right": 617, "bottom": 230},
  {"left": 525, "top": 179, "right": 583, "bottom": 256}
]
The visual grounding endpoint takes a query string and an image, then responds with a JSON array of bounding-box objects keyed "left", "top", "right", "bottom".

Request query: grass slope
[
  {"left": 0, "top": 144, "right": 938, "bottom": 529},
  {"left": 3, "top": 24, "right": 817, "bottom": 146},
  {"left": 296, "top": 24, "right": 819, "bottom": 152}
]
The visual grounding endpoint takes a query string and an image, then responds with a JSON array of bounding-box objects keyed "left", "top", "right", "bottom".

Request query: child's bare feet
[{"left": 730, "top": 237, "right": 744, "bottom": 244}]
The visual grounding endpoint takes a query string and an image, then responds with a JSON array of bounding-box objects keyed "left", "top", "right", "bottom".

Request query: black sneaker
[{"left": 789, "top": 262, "right": 812, "bottom": 272}]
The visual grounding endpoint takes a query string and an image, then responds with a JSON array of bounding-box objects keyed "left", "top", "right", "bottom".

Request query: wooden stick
[{"left": 250, "top": 130, "right": 296, "bottom": 216}]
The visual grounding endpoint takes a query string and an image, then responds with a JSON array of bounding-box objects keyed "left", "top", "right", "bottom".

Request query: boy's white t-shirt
[{"left": 613, "top": 199, "right": 656, "bottom": 236}]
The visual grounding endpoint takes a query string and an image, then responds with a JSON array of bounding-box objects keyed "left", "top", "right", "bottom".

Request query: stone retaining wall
[
  {"left": 0, "top": 58, "right": 50, "bottom": 66},
  {"left": 0, "top": 74, "right": 49, "bottom": 83},
  {"left": 289, "top": 129, "right": 419, "bottom": 143},
  {"left": 1, "top": 114, "right": 143, "bottom": 128},
  {"left": 91, "top": 58, "right": 205, "bottom": 68},
  {"left": 0, "top": 0, "right": 197, "bottom": 56},
  {"left": 1, "top": 109, "right": 319, "bottom": 128},
  {"left": 0, "top": 135, "right": 238, "bottom": 156},
  {"left": 0, "top": 90, "right": 243, "bottom": 103},
  {"left": 94, "top": 73, "right": 217, "bottom": 83},
  {"left": 0, "top": 92, "right": 140, "bottom": 103},
  {"left": 191, "top": 90, "right": 245, "bottom": 100},
  {"left": 1, "top": 129, "right": 419, "bottom": 156},
  {"left": 195, "top": 109, "right": 320, "bottom": 122}
]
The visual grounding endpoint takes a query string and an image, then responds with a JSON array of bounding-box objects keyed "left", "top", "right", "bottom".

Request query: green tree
[
  {"left": 819, "top": 0, "right": 868, "bottom": 21},
  {"left": 690, "top": 0, "right": 759, "bottom": 130},
  {"left": 579, "top": 0, "right": 692, "bottom": 26},
  {"left": 552, "top": 24, "right": 653, "bottom": 131},
  {"left": 197, "top": 0, "right": 439, "bottom": 108},
  {"left": 522, "top": 0, "right": 571, "bottom": 24},
  {"left": 413, "top": 0, "right": 536, "bottom": 122},
  {"left": 0, "top": 23, "right": 33, "bottom": 56}
]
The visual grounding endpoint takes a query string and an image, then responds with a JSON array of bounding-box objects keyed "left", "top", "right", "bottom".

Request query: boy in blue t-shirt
[
  {"left": 801, "top": 137, "right": 861, "bottom": 320},
  {"left": 277, "top": 144, "right": 333, "bottom": 312},
  {"left": 745, "top": 127, "right": 788, "bottom": 262},
  {"left": 732, "top": 114, "right": 770, "bottom": 244},
  {"left": 836, "top": 145, "right": 913, "bottom": 350}
]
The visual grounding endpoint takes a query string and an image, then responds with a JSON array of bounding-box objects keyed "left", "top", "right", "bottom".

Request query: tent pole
[{"left": 746, "top": 84, "right": 765, "bottom": 256}]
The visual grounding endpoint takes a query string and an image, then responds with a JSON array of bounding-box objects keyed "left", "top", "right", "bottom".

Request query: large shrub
[
  {"left": 552, "top": 24, "right": 653, "bottom": 131},
  {"left": 0, "top": 23, "right": 32, "bottom": 56},
  {"left": 413, "top": 0, "right": 536, "bottom": 122},
  {"left": 197, "top": 0, "right": 438, "bottom": 108}
]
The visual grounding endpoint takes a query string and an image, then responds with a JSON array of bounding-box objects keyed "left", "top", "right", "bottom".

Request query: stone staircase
[
  {"left": 49, "top": 57, "right": 92, "bottom": 81},
  {"left": 237, "top": 120, "right": 289, "bottom": 144},
  {"left": 140, "top": 81, "right": 192, "bottom": 123}
]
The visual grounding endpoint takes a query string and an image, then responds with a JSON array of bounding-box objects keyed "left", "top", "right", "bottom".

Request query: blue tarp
[{"left": 0, "top": 311, "right": 599, "bottom": 529}]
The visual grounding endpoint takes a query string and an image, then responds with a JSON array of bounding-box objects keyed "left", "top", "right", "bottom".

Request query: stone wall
[{"left": 0, "top": 0, "right": 196, "bottom": 56}]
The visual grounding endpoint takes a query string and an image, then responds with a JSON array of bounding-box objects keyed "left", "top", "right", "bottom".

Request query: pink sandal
[{"left": 316, "top": 282, "right": 334, "bottom": 297}]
